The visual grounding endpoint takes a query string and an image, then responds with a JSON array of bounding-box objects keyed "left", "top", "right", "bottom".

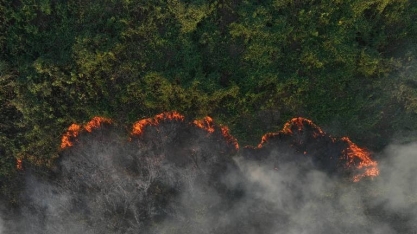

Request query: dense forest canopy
[{"left": 1, "top": 0, "right": 417, "bottom": 203}]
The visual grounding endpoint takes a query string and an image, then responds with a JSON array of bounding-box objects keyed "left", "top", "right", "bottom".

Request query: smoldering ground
[{"left": 1, "top": 119, "right": 417, "bottom": 233}]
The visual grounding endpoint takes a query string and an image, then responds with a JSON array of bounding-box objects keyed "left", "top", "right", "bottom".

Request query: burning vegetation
[
  {"left": 10, "top": 113, "right": 407, "bottom": 234},
  {"left": 193, "top": 116, "right": 216, "bottom": 133},
  {"left": 59, "top": 113, "right": 378, "bottom": 181},
  {"left": 60, "top": 117, "right": 112, "bottom": 149},
  {"left": 84, "top": 116, "right": 112, "bottom": 133},
  {"left": 193, "top": 116, "right": 239, "bottom": 150},
  {"left": 60, "top": 124, "right": 81, "bottom": 149},
  {"left": 131, "top": 111, "right": 185, "bottom": 136},
  {"left": 341, "top": 137, "right": 379, "bottom": 182},
  {"left": 246, "top": 117, "right": 379, "bottom": 181}
]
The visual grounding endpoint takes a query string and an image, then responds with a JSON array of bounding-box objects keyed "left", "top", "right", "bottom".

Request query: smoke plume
[{"left": 1, "top": 113, "right": 415, "bottom": 233}]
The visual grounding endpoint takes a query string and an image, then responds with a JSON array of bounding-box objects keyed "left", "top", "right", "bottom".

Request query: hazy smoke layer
[
  {"left": 0, "top": 215, "right": 3, "bottom": 234},
  {"left": 370, "top": 143, "right": 417, "bottom": 232},
  {"left": 1, "top": 121, "right": 416, "bottom": 233}
]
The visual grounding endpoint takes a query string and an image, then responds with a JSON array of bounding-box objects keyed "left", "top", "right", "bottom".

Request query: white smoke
[
  {"left": 1, "top": 123, "right": 417, "bottom": 233},
  {"left": 0, "top": 216, "right": 3, "bottom": 234},
  {"left": 375, "top": 143, "right": 417, "bottom": 209},
  {"left": 371, "top": 142, "right": 417, "bottom": 231},
  {"left": 225, "top": 155, "right": 395, "bottom": 234}
]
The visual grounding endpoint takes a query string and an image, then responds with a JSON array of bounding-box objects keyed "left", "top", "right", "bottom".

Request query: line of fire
[{"left": 49, "top": 112, "right": 379, "bottom": 182}]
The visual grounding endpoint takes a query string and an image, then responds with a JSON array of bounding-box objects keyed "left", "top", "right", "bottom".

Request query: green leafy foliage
[{"left": 1, "top": 0, "right": 417, "bottom": 203}]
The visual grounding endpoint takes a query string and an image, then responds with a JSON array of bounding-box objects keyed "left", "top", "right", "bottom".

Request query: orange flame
[
  {"left": 256, "top": 117, "right": 379, "bottom": 181},
  {"left": 61, "top": 124, "right": 81, "bottom": 149},
  {"left": 258, "top": 133, "right": 278, "bottom": 148},
  {"left": 61, "top": 117, "right": 112, "bottom": 149},
  {"left": 259, "top": 117, "right": 325, "bottom": 148},
  {"left": 84, "top": 117, "right": 112, "bottom": 132},
  {"left": 59, "top": 114, "right": 378, "bottom": 182},
  {"left": 282, "top": 117, "right": 325, "bottom": 137},
  {"left": 193, "top": 116, "right": 215, "bottom": 133},
  {"left": 341, "top": 137, "right": 379, "bottom": 182},
  {"left": 282, "top": 118, "right": 303, "bottom": 134},
  {"left": 193, "top": 116, "right": 239, "bottom": 150},
  {"left": 131, "top": 111, "right": 185, "bottom": 136},
  {"left": 16, "top": 158, "right": 23, "bottom": 170},
  {"left": 220, "top": 125, "right": 239, "bottom": 150}
]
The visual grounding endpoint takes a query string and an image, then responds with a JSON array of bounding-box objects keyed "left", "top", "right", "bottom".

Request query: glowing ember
[
  {"left": 16, "top": 158, "right": 23, "bottom": 170},
  {"left": 61, "top": 124, "right": 81, "bottom": 149},
  {"left": 193, "top": 116, "right": 215, "bottom": 133},
  {"left": 341, "top": 137, "right": 379, "bottom": 182},
  {"left": 131, "top": 111, "right": 185, "bottom": 136}
]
